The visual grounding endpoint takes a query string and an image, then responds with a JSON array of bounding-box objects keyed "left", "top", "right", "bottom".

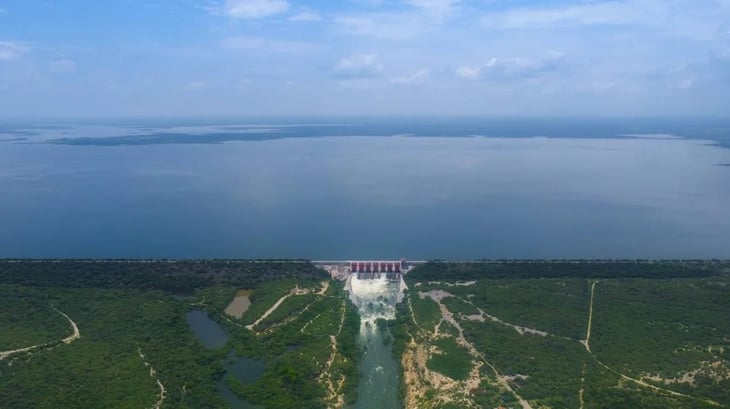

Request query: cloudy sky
[{"left": 0, "top": 0, "right": 729, "bottom": 117}]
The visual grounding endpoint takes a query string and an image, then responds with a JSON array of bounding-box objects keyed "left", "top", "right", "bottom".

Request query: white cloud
[
  {"left": 185, "top": 81, "right": 207, "bottom": 91},
  {"left": 391, "top": 69, "right": 430, "bottom": 84},
  {"left": 334, "top": 0, "right": 462, "bottom": 40},
  {"left": 479, "top": 0, "right": 730, "bottom": 41},
  {"left": 455, "top": 66, "right": 480, "bottom": 81},
  {"left": 50, "top": 58, "right": 77, "bottom": 74},
  {"left": 334, "top": 54, "right": 383, "bottom": 79},
  {"left": 0, "top": 41, "right": 29, "bottom": 61},
  {"left": 289, "top": 9, "right": 321, "bottom": 21},
  {"left": 481, "top": 2, "right": 635, "bottom": 29},
  {"left": 335, "top": 13, "right": 427, "bottom": 40},
  {"left": 221, "top": 35, "right": 320, "bottom": 53},
  {"left": 406, "top": 0, "right": 461, "bottom": 19},
  {"left": 457, "top": 53, "right": 566, "bottom": 81},
  {"left": 221, "top": 0, "right": 289, "bottom": 19}
]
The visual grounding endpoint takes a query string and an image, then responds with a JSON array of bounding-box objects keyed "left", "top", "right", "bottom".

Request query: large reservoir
[{"left": 1, "top": 118, "right": 729, "bottom": 259}]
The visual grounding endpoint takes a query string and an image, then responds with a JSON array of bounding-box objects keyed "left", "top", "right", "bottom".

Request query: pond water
[
  {"left": 186, "top": 310, "right": 228, "bottom": 349},
  {"left": 216, "top": 349, "right": 266, "bottom": 409},
  {"left": 216, "top": 380, "right": 263, "bottom": 409},
  {"left": 225, "top": 290, "right": 253, "bottom": 319},
  {"left": 224, "top": 349, "right": 266, "bottom": 385},
  {"left": 186, "top": 311, "right": 266, "bottom": 408}
]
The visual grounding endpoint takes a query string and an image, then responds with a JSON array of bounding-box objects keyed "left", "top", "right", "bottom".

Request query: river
[{"left": 347, "top": 275, "right": 403, "bottom": 409}]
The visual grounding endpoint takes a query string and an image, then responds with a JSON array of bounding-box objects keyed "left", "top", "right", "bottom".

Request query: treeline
[
  {"left": 0, "top": 260, "right": 328, "bottom": 294},
  {"left": 409, "top": 260, "right": 730, "bottom": 281}
]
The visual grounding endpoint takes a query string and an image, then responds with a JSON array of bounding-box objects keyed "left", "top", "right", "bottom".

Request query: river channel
[{"left": 347, "top": 275, "right": 402, "bottom": 409}]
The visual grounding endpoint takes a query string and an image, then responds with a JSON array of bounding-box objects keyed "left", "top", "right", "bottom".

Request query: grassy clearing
[
  {"left": 437, "top": 279, "right": 590, "bottom": 339},
  {"left": 411, "top": 293, "right": 441, "bottom": 333},
  {"left": 440, "top": 295, "right": 480, "bottom": 317},
  {"left": 255, "top": 293, "right": 317, "bottom": 330},
  {"left": 426, "top": 337, "right": 472, "bottom": 381},
  {"left": 241, "top": 279, "right": 318, "bottom": 325}
]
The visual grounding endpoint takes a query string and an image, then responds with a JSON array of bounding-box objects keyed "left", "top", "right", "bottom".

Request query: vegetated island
[{"left": 1, "top": 259, "right": 729, "bottom": 409}]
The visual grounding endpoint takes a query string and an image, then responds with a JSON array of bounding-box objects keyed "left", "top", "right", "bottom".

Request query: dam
[
  {"left": 313, "top": 259, "right": 419, "bottom": 408},
  {"left": 314, "top": 259, "right": 424, "bottom": 281}
]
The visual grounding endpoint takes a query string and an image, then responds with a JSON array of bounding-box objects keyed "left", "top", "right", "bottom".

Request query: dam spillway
[
  {"left": 315, "top": 259, "right": 418, "bottom": 282},
  {"left": 349, "top": 260, "right": 405, "bottom": 281},
  {"left": 345, "top": 274, "right": 403, "bottom": 409}
]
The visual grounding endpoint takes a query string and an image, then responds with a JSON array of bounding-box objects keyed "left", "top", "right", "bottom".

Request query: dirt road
[{"left": 0, "top": 306, "right": 80, "bottom": 361}]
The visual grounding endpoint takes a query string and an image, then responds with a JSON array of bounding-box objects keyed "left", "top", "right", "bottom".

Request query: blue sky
[{"left": 0, "top": 0, "right": 729, "bottom": 117}]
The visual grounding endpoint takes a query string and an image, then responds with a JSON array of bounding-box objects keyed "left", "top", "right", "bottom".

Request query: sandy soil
[
  {"left": 407, "top": 291, "right": 534, "bottom": 409},
  {"left": 224, "top": 289, "right": 253, "bottom": 319},
  {"left": 318, "top": 281, "right": 330, "bottom": 295},
  {"left": 412, "top": 280, "right": 722, "bottom": 408},
  {"left": 319, "top": 300, "right": 347, "bottom": 409},
  {"left": 247, "top": 283, "right": 328, "bottom": 332},
  {"left": 300, "top": 313, "right": 322, "bottom": 333},
  {"left": 138, "top": 347, "right": 167, "bottom": 409},
  {"left": 421, "top": 289, "right": 549, "bottom": 337},
  {"left": 643, "top": 360, "right": 730, "bottom": 386},
  {"left": 245, "top": 287, "right": 299, "bottom": 330},
  {"left": 581, "top": 281, "right": 598, "bottom": 353}
]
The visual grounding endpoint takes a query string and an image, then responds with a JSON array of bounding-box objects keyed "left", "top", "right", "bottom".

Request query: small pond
[
  {"left": 224, "top": 349, "right": 266, "bottom": 385},
  {"left": 186, "top": 310, "right": 228, "bottom": 349},
  {"left": 224, "top": 289, "right": 253, "bottom": 319},
  {"left": 217, "top": 349, "right": 266, "bottom": 409}
]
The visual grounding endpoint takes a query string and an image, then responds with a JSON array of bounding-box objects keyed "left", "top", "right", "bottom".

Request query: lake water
[{"left": 1, "top": 118, "right": 729, "bottom": 259}]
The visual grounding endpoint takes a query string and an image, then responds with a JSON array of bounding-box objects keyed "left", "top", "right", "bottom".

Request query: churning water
[{"left": 347, "top": 275, "right": 403, "bottom": 409}]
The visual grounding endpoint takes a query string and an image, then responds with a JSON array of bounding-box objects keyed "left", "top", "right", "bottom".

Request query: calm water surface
[
  {"left": 186, "top": 310, "right": 228, "bottom": 349},
  {"left": 1, "top": 119, "right": 729, "bottom": 259}
]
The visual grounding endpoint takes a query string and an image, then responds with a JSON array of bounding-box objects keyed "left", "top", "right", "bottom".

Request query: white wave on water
[{"left": 347, "top": 275, "right": 400, "bottom": 324}]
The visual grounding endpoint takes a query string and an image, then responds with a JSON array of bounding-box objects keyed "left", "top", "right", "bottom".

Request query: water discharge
[{"left": 347, "top": 275, "right": 403, "bottom": 409}]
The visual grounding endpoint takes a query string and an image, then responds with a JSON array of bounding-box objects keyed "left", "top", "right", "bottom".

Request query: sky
[{"left": 0, "top": 0, "right": 729, "bottom": 118}]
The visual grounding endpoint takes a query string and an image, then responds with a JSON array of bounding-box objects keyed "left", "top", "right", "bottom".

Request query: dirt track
[{"left": 0, "top": 306, "right": 80, "bottom": 361}]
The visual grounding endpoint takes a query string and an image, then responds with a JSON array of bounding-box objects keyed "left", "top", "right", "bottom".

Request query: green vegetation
[
  {"left": 0, "top": 286, "right": 71, "bottom": 349},
  {"left": 426, "top": 338, "right": 472, "bottom": 381},
  {"left": 591, "top": 279, "right": 730, "bottom": 404},
  {"left": 410, "top": 293, "right": 441, "bottom": 332},
  {"left": 236, "top": 279, "right": 321, "bottom": 326},
  {"left": 4, "top": 260, "right": 730, "bottom": 409},
  {"left": 411, "top": 260, "right": 729, "bottom": 281},
  {"left": 256, "top": 293, "right": 318, "bottom": 330},
  {"left": 0, "top": 260, "right": 351, "bottom": 409},
  {"left": 404, "top": 262, "right": 730, "bottom": 409},
  {"left": 439, "top": 295, "right": 480, "bottom": 317},
  {"left": 462, "top": 317, "right": 588, "bottom": 407},
  {"left": 0, "top": 260, "right": 327, "bottom": 294},
  {"left": 223, "top": 283, "right": 360, "bottom": 409},
  {"left": 0, "top": 285, "right": 225, "bottom": 409},
  {"left": 429, "top": 279, "right": 590, "bottom": 339}
]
